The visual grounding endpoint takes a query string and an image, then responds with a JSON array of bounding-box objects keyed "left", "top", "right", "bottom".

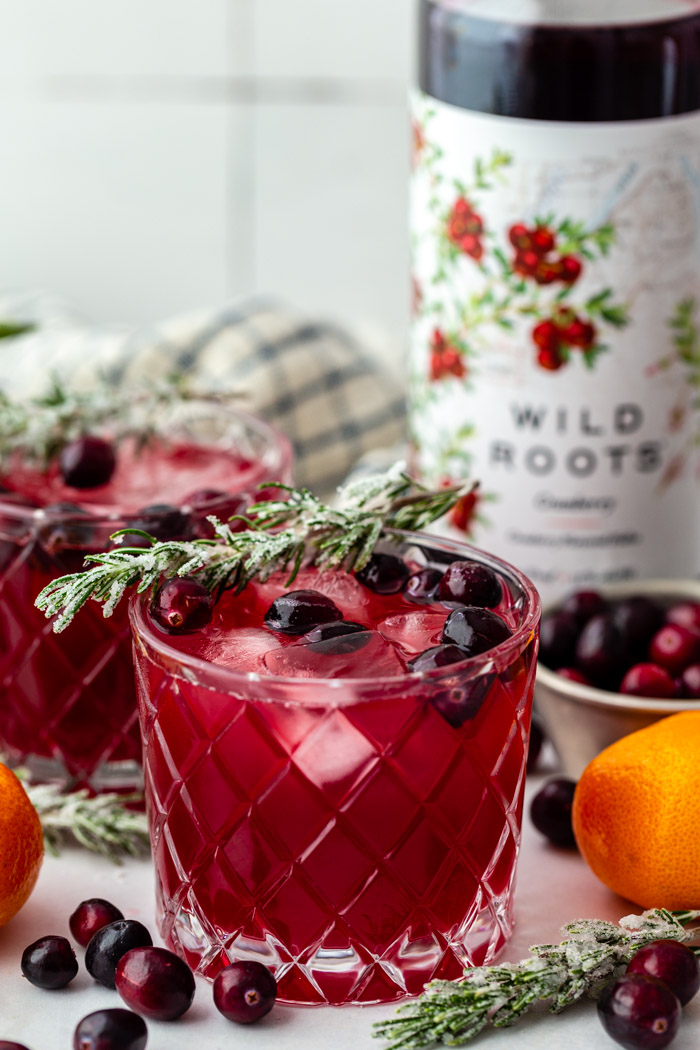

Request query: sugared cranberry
[
  {"left": 530, "top": 778, "right": 577, "bottom": 849},
  {"left": 73, "top": 1009, "right": 147, "bottom": 1050},
  {"left": 356, "top": 553, "right": 410, "bottom": 595},
  {"left": 679, "top": 663, "right": 700, "bottom": 698},
  {"left": 409, "top": 644, "right": 468, "bottom": 672},
  {"left": 561, "top": 589, "right": 608, "bottom": 627},
  {"left": 597, "top": 974, "right": 681, "bottom": 1050},
  {"left": 404, "top": 568, "right": 442, "bottom": 604},
  {"left": 620, "top": 663, "right": 676, "bottom": 699},
  {"left": 264, "top": 589, "right": 342, "bottom": 636},
  {"left": 302, "top": 621, "right": 371, "bottom": 654},
  {"left": 649, "top": 624, "right": 700, "bottom": 676},
  {"left": 70, "top": 898, "right": 124, "bottom": 948},
  {"left": 131, "top": 503, "right": 189, "bottom": 541},
  {"left": 438, "top": 560, "right": 502, "bottom": 608},
  {"left": 150, "top": 578, "right": 214, "bottom": 634},
  {"left": 613, "top": 596, "right": 666, "bottom": 659},
  {"left": 575, "top": 614, "right": 625, "bottom": 688},
  {"left": 21, "top": 935, "right": 78, "bottom": 989},
  {"left": 527, "top": 717, "right": 545, "bottom": 772},
  {"left": 115, "top": 946, "right": 195, "bottom": 1021},
  {"left": 556, "top": 667, "right": 591, "bottom": 685},
  {"left": 85, "top": 920, "right": 152, "bottom": 990},
  {"left": 59, "top": 436, "right": 116, "bottom": 489},
  {"left": 213, "top": 961, "right": 277, "bottom": 1025},
  {"left": 666, "top": 600, "right": 700, "bottom": 637},
  {"left": 539, "top": 611, "right": 579, "bottom": 670},
  {"left": 441, "top": 606, "right": 511, "bottom": 655},
  {"left": 626, "top": 940, "right": 700, "bottom": 1006}
]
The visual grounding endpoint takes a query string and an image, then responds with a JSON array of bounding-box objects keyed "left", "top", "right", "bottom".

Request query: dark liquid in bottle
[{"left": 419, "top": 1, "right": 700, "bottom": 120}]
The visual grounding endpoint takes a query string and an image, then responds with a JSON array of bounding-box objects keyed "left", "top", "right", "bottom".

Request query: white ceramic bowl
[{"left": 535, "top": 579, "right": 700, "bottom": 779}]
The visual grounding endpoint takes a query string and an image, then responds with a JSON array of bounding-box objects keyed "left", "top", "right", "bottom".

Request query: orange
[
  {"left": 0, "top": 764, "right": 44, "bottom": 926},
  {"left": 572, "top": 712, "right": 700, "bottom": 909}
]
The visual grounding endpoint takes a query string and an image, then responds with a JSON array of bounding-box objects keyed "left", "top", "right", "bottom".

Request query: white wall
[{"left": 0, "top": 0, "right": 414, "bottom": 343}]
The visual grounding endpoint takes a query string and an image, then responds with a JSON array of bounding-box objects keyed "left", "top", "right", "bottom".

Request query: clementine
[
  {"left": 572, "top": 712, "right": 700, "bottom": 909},
  {"left": 0, "top": 764, "right": 44, "bottom": 926}
]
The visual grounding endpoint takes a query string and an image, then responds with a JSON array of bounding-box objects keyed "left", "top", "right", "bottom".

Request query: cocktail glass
[
  {"left": 130, "top": 532, "right": 540, "bottom": 1004},
  {"left": 0, "top": 406, "right": 292, "bottom": 790}
]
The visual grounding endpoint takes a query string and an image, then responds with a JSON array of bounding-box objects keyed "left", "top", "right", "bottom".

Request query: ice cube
[
  {"left": 263, "top": 630, "right": 407, "bottom": 679},
  {"left": 378, "top": 611, "right": 447, "bottom": 655},
  {"left": 203, "top": 627, "right": 285, "bottom": 674}
]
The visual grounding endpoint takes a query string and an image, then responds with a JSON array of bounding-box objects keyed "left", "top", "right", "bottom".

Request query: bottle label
[{"left": 410, "top": 93, "right": 700, "bottom": 601}]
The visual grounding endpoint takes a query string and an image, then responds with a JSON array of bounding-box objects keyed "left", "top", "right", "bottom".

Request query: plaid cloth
[{"left": 0, "top": 293, "right": 406, "bottom": 496}]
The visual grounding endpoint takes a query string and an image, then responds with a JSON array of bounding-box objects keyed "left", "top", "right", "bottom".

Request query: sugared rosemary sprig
[
  {"left": 36, "top": 463, "right": 476, "bottom": 632},
  {"left": 373, "top": 908, "right": 700, "bottom": 1049}
]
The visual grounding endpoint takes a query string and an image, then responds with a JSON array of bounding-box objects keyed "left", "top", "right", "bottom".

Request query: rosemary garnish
[
  {"left": 36, "top": 463, "right": 476, "bottom": 633},
  {"left": 373, "top": 908, "right": 700, "bottom": 1049}
]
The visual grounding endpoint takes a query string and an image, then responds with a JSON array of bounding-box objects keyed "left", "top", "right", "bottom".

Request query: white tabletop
[{"left": 2, "top": 762, "right": 699, "bottom": 1050}]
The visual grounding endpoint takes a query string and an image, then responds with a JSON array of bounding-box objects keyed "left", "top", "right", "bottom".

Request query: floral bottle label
[{"left": 410, "top": 94, "right": 700, "bottom": 602}]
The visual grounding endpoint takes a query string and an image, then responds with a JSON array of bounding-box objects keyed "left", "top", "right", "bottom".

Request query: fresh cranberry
[
  {"left": 679, "top": 663, "right": 700, "bottom": 698},
  {"left": 213, "top": 961, "right": 277, "bottom": 1024},
  {"left": 531, "top": 226, "right": 555, "bottom": 254},
  {"left": 532, "top": 320, "right": 559, "bottom": 350},
  {"left": 666, "top": 600, "right": 700, "bottom": 636},
  {"left": 621, "top": 663, "right": 676, "bottom": 699},
  {"left": 613, "top": 596, "right": 666, "bottom": 659},
  {"left": 72, "top": 1009, "right": 147, "bottom": 1050},
  {"left": 21, "top": 935, "right": 78, "bottom": 989},
  {"left": 527, "top": 717, "right": 545, "bottom": 772},
  {"left": 561, "top": 589, "right": 608, "bottom": 627},
  {"left": 302, "top": 621, "right": 371, "bottom": 654},
  {"left": 649, "top": 624, "right": 700, "bottom": 676},
  {"left": 85, "top": 920, "right": 152, "bottom": 990},
  {"left": 508, "top": 223, "right": 530, "bottom": 249},
  {"left": 264, "top": 589, "right": 342, "bottom": 635},
  {"left": 559, "top": 255, "right": 583, "bottom": 283},
  {"left": 441, "top": 606, "right": 511, "bottom": 655},
  {"left": 514, "top": 248, "right": 540, "bottom": 275},
  {"left": 404, "top": 568, "right": 443, "bottom": 604},
  {"left": 597, "top": 973, "right": 681, "bottom": 1050},
  {"left": 59, "top": 436, "right": 116, "bottom": 489},
  {"left": 556, "top": 667, "right": 591, "bottom": 684},
  {"left": 356, "top": 553, "right": 411, "bottom": 595},
  {"left": 562, "top": 318, "right": 596, "bottom": 348},
  {"left": 408, "top": 644, "right": 468, "bottom": 672},
  {"left": 150, "top": 578, "right": 214, "bottom": 634},
  {"left": 131, "top": 503, "right": 189, "bottom": 541},
  {"left": 539, "top": 611, "right": 579, "bottom": 670},
  {"left": 626, "top": 940, "right": 700, "bottom": 1006},
  {"left": 115, "top": 946, "right": 195, "bottom": 1021},
  {"left": 530, "top": 778, "right": 577, "bottom": 849},
  {"left": 428, "top": 675, "right": 493, "bottom": 728},
  {"left": 70, "top": 899, "right": 124, "bottom": 947},
  {"left": 537, "top": 345, "right": 565, "bottom": 371},
  {"left": 575, "top": 614, "right": 625, "bottom": 688},
  {"left": 438, "top": 560, "right": 502, "bottom": 608}
]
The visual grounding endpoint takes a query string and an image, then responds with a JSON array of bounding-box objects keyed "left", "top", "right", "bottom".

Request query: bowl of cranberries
[{"left": 535, "top": 580, "right": 700, "bottom": 778}]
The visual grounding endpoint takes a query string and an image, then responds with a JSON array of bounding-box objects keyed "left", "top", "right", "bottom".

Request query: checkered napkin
[{"left": 0, "top": 293, "right": 406, "bottom": 495}]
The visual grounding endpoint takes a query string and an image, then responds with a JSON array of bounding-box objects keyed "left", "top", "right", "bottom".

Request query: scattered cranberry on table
[
  {"left": 597, "top": 973, "right": 681, "bottom": 1050},
  {"left": 72, "top": 1009, "right": 147, "bottom": 1050},
  {"left": 115, "top": 947, "right": 195, "bottom": 1021},
  {"left": 20, "top": 935, "right": 78, "bottom": 990},
  {"left": 530, "top": 778, "right": 578, "bottom": 849},
  {"left": 213, "top": 961, "right": 277, "bottom": 1025},
  {"left": 85, "top": 920, "right": 153, "bottom": 990},
  {"left": 70, "top": 898, "right": 124, "bottom": 948},
  {"left": 626, "top": 941, "right": 700, "bottom": 1007}
]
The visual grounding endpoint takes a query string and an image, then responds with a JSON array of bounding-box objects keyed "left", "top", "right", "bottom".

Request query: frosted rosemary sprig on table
[
  {"left": 36, "top": 463, "right": 476, "bottom": 633},
  {"left": 373, "top": 908, "right": 700, "bottom": 1049}
]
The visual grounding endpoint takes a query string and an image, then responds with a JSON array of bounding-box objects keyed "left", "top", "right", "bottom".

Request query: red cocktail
[
  {"left": 0, "top": 406, "right": 292, "bottom": 789},
  {"left": 130, "top": 533, "right": 540, "bottom": 1004}
]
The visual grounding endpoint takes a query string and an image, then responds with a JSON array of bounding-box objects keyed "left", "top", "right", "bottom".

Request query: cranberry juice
[
  {"left": 0, "top": 421, "right": 292, "bottom": 789},
  {"left": 131, "top": 537, "right": 540, "bottom": 1005}
]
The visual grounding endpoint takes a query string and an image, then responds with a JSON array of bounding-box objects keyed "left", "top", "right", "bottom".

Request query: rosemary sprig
[
  {"left": 36, "top": 463, "right": 476, "bottom": 633},
  {"left": 373, "top": 908, "right": 700, "bottom": 1049}
]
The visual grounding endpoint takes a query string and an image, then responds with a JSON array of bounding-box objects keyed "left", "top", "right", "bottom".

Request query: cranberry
[
  {"left": 537, "top": 345, "right": 565, "bottom": 371},
  {"left": 409, "top": 644, "right": 469, "bottom": 672},
  {"left": 213, "top": 961, "right": 277, "bottom": 1024},
  {"left": 649, "top": 624, "right": 700, "bottom": 676},
  {"left": 302, "top": 620, "right": 371, "bottom": 654},
  {"left": 613, "top": 596, "right": 666, "bottom": 659},
  {"left": 73, "top": 1009, "right": 147, "bottom": 1050},
  {"left": 115, "top": 946, "right": 195, "bottom": 1021},
  {"left": 70, "top": 898, "right": 124, "bottom": 947},
  {"left": 561, "top": 589, "right": 608, "bottom": 627},
  {"left": 532, "top": 320, "right": 559, "bottom": 350},
  {"left": 562, "top": 318, "right": 596, "bottom": 348},
  {"left": 21, "top": 935, "right": 78, "bottom": 989},
  {"left": 531, "top": 226, "right": 555, "bottom": 254},
  {"left": 150, "top": 577, "right": 214, "bottom": 634},
  {"left": 508, "top": 223, "right": 530, "bottom": 249},
  {"left": 131, "top": 503, "right": 189, "bottom": 541},
  {"left": 59, "top": 436, "right": 116, "bottom": 489},
  {"left": 404, "top": 567, "right": 443, "bottom": 604},
  {"left": 441, "top": 606, "right": 511, "bottom": 655},
  {"left": 556, "top": 667, "right": 591, "bottom": 685},
  {"left": 85, "top": 920, "right": 152, "bottom": 990},
  {"left": 626, "top": 940, "right": 700, "bottom": 1006},
  {"left": 530, "top": 778, "right": 577, "bottom": 849},
  {"left": 356, "top": 553, "right": 410, "bottom": 595},
  {"left": 515, "top": 248, "right": 540, "bottom": 274},
  {"left": 666, "top": 600, "right": 700, "bottom": 636},
  {"left": 620, "top": 663, "right": 676, "bottom": 699},
  {"left": 438, "top": 560, "right": 502, "bottom": 608},
  {"left": 679, "top": 663, "right": 700, "bottom": 698},
  {"left": 428, "top": 675, "right": 493, "bottom": 728},
  {"left": 559, "top": 255, "right": 582, "bottom": 283},
  {"left": 539, "top": 611, "right": 579, "bottom": 670},
  {"left": 575, "top": 614, "right": 625, "bottom": 688},
  {"left": 597, "top": 973, "right": 681, "bottom": 1050},
  {"left": 534, "top": 261, "right": 561, "bottom": 285},
  {"left": 186, "top": 490, "right": 251, "bottom": 539},
  {"left": 264, "top": 589, "right": 342, "bottom": 635},
  {"left": 527, "top": 717, "right": 545, "bottom": 772}
]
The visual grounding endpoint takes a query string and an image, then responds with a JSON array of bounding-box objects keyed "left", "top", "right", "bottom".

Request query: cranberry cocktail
[
  {"left": 130, "top": 533, "right": 540, "bottom": 1005},
  {"left": 0, "top": 393, "right": 292, "bottom": 789}
]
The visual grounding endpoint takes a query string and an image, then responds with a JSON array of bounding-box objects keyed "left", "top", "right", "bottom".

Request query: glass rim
[
  {"left": 0, "top": 404, "right": 294, "bottom": 525},
  {"left": 129, "top": 529, "right": 541, "bottom": 692}
]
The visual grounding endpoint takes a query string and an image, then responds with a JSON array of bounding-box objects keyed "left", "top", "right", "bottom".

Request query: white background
[{"left": 0, "top": 0, "right": 414, "bottom": 344}]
